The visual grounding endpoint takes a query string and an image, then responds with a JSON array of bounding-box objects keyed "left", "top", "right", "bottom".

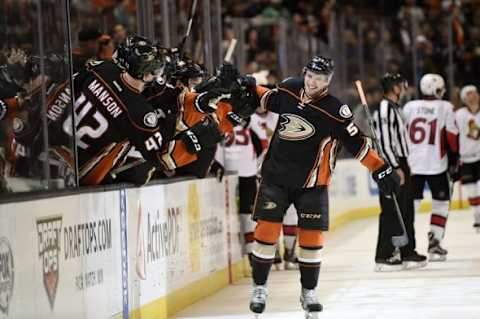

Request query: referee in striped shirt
[{"left": 373, "top": 73, "right": 426, "bottom": 271}]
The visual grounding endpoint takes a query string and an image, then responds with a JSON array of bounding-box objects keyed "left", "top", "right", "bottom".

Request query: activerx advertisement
[
  {"left": 127, "top": 176, "right": 241, "bottom": 309},
  {"left": 0, "top": 191, "right": 123, "bottom": 319}
]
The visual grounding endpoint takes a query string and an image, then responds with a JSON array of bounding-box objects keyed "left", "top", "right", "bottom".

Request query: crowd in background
[{"left": 1, "top": 0, "right": 479, "bottom": 193}]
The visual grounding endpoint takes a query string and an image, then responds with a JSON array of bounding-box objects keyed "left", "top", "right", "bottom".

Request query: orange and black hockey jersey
[
  {"left": 72, "top": 60, "right": 172, "bottom": 185},
  {"left": 145, "top": 83, "right": 234, "bottom": 171},
  {"left": 257, "top": 77, "right": 384, "bottom": 188}
]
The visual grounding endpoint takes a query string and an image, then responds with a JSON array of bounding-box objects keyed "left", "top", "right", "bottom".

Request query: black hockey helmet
[
  {"left": 174, "top": 60, "right": 206, "bottom": 84},
  {"left": 381, "top": 73, "right": 406, "bottom": 92},
  {"left": 113, "top": 35, "right": 164, "bottom": 80},
  {"left": 305, "top": 56, "right": 334, "bottom": 75}
]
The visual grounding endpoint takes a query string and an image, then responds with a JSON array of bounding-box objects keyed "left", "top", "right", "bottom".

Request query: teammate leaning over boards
[
  {"left": 455, "top": 85, "right": 480, "bottom": 233},
  {"left": 403, "top": 74, "right": 459, "bottom": 262},
  {"left": 373, "top": 73, "right": 427, "bottom": 272},
  {"left": 247, "top": 56, "right": 400, "bottom": 318}
]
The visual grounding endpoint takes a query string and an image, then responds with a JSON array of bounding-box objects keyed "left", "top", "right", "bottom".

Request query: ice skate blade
[
  {"left": 403, "top": 260, "right": 428, "bottom": 270},
  {"left": 305, "top": 311, "right": 321, "bottom": 319},
  {"left": 374, "top": 263, "right": 403, "bottom": 272},
  {"left": 429, "top": 253, "right": 447, "bottom": 262},
  {"left": 284, "top": 261, "right": 299, "bottom": 270}
]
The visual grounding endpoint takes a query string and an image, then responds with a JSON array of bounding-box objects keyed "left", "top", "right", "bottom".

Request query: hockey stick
[
  {"left": 224, "top": 38, "right": 237, "bottom": 63},
  {"left": 178, "top": 0, "right": 199, "bottom": 54},
  {"left": 355, "top": 80, "right": 409, "bottom": 248}
]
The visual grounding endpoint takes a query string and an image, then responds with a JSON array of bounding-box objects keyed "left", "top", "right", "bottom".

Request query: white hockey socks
[{"left": 430, "top": 199, "right": 450, "bottom": 241}]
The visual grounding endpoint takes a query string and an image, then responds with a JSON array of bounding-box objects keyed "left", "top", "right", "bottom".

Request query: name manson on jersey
[{"left": 87, "top": 79, "right": 123, "bottom": 118}]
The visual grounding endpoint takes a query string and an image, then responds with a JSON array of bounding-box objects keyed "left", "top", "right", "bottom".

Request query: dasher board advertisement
[
  {"left": 127, "top": 175, "right": 241, "bottom": 307},
  {"left": 0, "top": 191, "right": 123, "bottom": 319}
]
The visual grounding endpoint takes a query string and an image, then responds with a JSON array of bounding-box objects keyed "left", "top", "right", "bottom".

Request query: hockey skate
[
  {"left": 300, "top": 288, "right": 323, "bottom": 319},
  {"left": 284, "top": 248, "right": 299, "bottom": 270},
  {"left": 428, "top": 233, "right": 447, "bottom": 262},
  {"left": 474, "top": 222, "right": 480, "bottom": 234},
  {"left": 374, "top": 255, "right": 403, "bottom": 272},
  {"left": 402, "top": 252, "right": 428, "bottom": 269},
  {"left": 249, "top": 285, "right": 268, "bottom": 317}
]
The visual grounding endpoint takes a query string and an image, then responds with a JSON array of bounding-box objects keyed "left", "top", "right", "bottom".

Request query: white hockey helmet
[
  {"left": 420, "top": 73, "right": 446, "bottom": 99},
  {"left": 460, "top": 85, "right": 477, "bottom": 104}
]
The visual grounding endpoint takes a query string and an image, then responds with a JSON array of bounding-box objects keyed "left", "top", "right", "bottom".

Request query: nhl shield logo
[
  {"left": 0, "top": 237, "right": 14, "bottom": 315},
  {"left": 36, "top": 216, "right": 62, "bottom": 310}
]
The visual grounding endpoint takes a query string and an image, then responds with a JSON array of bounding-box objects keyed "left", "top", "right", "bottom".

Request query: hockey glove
[
  {"left": 210, "top": 160, "right": 225, "bottom": 182},
  {"left": 230, "top": 85, "right": 260, "bottom": 119},
  {"left": 181, "top": 118, "right": 223, "bottom": 154},
  {"left": 372, "top": 164, "right": 400, "bottom": 196},
  {"left": 447, "top": 152, "right": 460, "bottom": 182},
  {"left": 217, "top": 62, "right": 240, "bottom": 90}
]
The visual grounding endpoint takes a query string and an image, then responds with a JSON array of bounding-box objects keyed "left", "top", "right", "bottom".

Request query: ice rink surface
[{"left": 174, "top": 209, "right": 480, "bottom": 319}]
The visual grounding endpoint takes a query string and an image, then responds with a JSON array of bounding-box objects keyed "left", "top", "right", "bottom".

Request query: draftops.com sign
[{"left": 0, "top": 192, "right": 123, "bottom": 319}]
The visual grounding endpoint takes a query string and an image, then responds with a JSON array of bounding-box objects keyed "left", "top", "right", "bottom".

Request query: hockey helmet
[
  {"left": 174, "top": 60, "right": 206, "bottom": 84},
  {"left": 460, "top": 85, "right": 477, "bottom": 104},
  {"left": 420, "top": 73, "right": 445, "bottom": 99},
  {"left": 381, "top": 73, "right": 406, "bottom": 92},
  {"left": 304, "top": 55, "right": 334, "bottom": 84},
  {"left": 113, "top": 35, "right": 164, "bottom": 80}
]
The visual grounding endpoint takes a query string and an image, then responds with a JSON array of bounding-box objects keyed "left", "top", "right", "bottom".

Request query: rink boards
[
  {"left": 0, "top": 160, "right": 467, "bottom": 319},
  {"left": 0, "top": 176, "right": 244, "bottom": 319}
]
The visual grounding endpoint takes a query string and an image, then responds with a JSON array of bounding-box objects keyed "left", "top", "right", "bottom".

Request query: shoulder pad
[{"left": 319, "top": 95, "right": 353, "bottom": 121}]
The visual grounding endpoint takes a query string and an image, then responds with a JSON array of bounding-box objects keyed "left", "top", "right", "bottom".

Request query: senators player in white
[
  {"left": 403, "top": 74, "right": 459, "bottom": 261},
  {"left": 224, "top": 122, "right": 259, "bottom": 257},
  {"left": 455, "top": 85, "right": 480, "bottom": 232}
]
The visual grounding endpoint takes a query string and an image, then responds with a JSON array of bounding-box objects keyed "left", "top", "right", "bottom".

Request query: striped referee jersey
[{"left": 373, "top": 98, "right": 409, "bottom": 168}]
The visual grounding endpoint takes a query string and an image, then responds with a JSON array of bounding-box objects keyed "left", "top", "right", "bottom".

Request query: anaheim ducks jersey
[
  {"left": 403, "top": 99, "right": 458, "bottom": 175},
  {"left": 224, "top": 124, "right": 257, "bottom": 177},
  {"left": 256, "top": 77, "right": 383, "bottom": 188},
  {"left": 72, "top": 60, "right": 171, "bottom": 185},
  {"left": 455, "top": 107, "right": 480, "bottom": 163}
]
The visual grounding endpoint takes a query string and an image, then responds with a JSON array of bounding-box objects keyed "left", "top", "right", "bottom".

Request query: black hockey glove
[
  {"left": 372, "top": 164, "right": 400, "bottom": 197},
  {"left": 230, "top": 85, "right": 260, "bottom": 119},
  {"left": 181, "top": 118, "right": 223, "bottom": 154},
  {"left": 210, "top": 160, "right": 225, "bottom": 182},
  {"left": 217, "top": 62, "right": 240, "bottom": 90},
  {"left": 448, "top": 154, "right": 461, "bottom": 182},
  {"left": 226, "top": 111, "right": 251, "bottom": 127}
]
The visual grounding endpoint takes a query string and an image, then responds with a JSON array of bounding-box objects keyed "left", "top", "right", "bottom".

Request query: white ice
[{"left": 174, "top": 209, "right": 480, "bottom": 319}]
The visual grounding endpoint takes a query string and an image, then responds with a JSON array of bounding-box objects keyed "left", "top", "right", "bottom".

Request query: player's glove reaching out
[{"left": 372, "top": 164, "right": 400, "bottom": 196}]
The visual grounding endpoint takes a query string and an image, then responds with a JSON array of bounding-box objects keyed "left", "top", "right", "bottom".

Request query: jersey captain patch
[{"left": 278, "top": 114, "right": 315, "bottom": 141}]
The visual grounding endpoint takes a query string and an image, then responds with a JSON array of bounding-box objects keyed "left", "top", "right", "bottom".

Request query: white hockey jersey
[
  {"left": 403, "top": 99, "right": 458, "bottom": 175},
  {"left": 224, "top": 125, "right": 257, "bottom": 177},
  {"left": 250, "top": 111, "right": 279, "bottom": 151},
  {"left": 455, "top": 107, "right": 480, "bottom": 163}
]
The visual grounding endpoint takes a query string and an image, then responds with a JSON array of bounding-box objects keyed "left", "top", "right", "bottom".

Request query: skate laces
[
  {"left": 302, "top": 289, "right": 318, "bottom": 305},
  {"left": 252, "top": 285, "right": 267, "bottom": 303}
]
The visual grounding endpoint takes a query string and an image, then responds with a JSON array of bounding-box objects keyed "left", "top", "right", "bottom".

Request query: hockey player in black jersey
[{"left": 246, "top": 56, "right": 400, "bottom": 318}]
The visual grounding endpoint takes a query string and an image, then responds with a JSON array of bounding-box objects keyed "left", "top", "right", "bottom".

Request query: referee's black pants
[{"left": 375, "top": 157, "right": 417, "bottom": 260}]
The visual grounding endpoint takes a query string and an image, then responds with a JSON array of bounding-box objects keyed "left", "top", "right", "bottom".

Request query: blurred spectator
[
  {"left": 72, "top": 27, "right": 102, "bottom": 73},
  {"left": 112, "top": 23, "right": 128, "bottom": 47}
]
